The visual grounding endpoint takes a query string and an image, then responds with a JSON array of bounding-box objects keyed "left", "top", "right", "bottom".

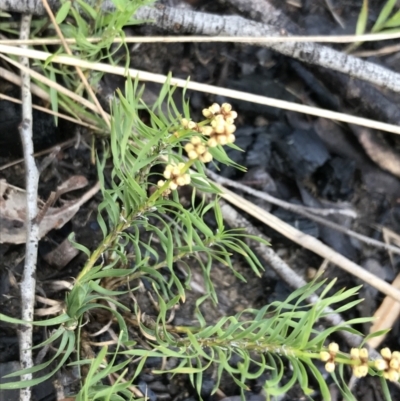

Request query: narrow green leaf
[
  {"left": 372, "top": 0, "right": 397, "bottom": 32},
  {"left": 55, "top": 1, "right": 71, "bottom": 24},
  {"left": 383, "top": 9, "right": 400, "bottom": 28},
  {"left": 356, "top": 0, "right": 369, "bottom": 35}
]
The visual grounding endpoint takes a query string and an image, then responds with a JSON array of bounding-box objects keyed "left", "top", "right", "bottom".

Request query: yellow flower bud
[
  {"left": 225, "top": 117, "right": 235, "bottom": 125},
  {"left": 196, "top": 145, "right": 206, "bottom": 155},
  {"left": 227, "top": 134, "right": 236, "bottom": 144},
  {"left": 209, "top": 103, "right": 221, "bottom": 114},
  {"left": 184, "top": 143, "right": 195, "bottom": 152},
  {"left": 375, "top": 359, "right": 388, "bottom": 371},
  {"left": 164, "top": 170, "right": 172, "bottom": 179},
  {"left": 381, "top": 348, "right": 392, "bottom": 360},
  {"left": 350, "top": 348, "right": 360, "bottom": 359},
  {"left": 217, "top": 135, "right": 228, "bottom": 146},
  {"left": 183, "top": 174, "right": 191, "bottom": 185},
  {"left": 328, "top": 342, "right": 339, "bottom": 354},
  {"left": 359, "top": 348, "right": 369, "bottom": 360},
  {"left": 188, "top": 121, "right": 197, "bottom": 130},
  {"left": 388, "top": 369, "right": 399, "bottom": 382},
  {"left": 230, "top": 111, "right": 238, "bottom": 119},
  {"left": 181, "top": 118, "right": 189, "bottom": 127},
  {"left": 200, "top": 126, "right": 214, "bottom": 136},
  {"left": 172, "top": 167, "right": 181, "bottom": 176},
  {"left": 225, "top": 124, "right": 236, "bottom": 134},
  {"left": 325, "top": 362, "right": 335, "bottom": 373},
  {"left": 169, "top": 182, "right": 178, "bottom": 190},
  {"left": 221, "top": 103, "right": 232, "bottom": 113},
  {"left": 202, "top": 109, "right": 213, "bottom": 118},
  {"left": 353, "top": 365, "right": 368, "bottom": 378},
  {"left": 392, "top": 351, "right": 400, "bottom": 360},
  {"left": 157, "top": 180, "right": 165, "bottom": 187},
  {"left": 191, "top": 136, "right": 201, "bottom": 145},
  {"left": 214, "top": 124, "right": 226, "bottom": 134},
  {"left": 390, "top": 358, "right": 400, "bottom": 370},
  {"left": 187, "top": 150, "right": 198, "bottom": 160},
  {"left": 199, "top": 152, "right": 213, "bottom": 163},
  {"left": 320, "top": 351, "right": 330, "bottom": 362},
  {"left": 207, "top": 137, "right": 218, "bottom": 148},
  {"left": 176, "top": 176, "right": 187, "bottom": 186}
]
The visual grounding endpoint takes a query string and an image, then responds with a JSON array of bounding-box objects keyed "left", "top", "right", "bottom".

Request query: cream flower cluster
[
  {"left": 350, "top": 347, "right": 369, "bottom": 378},
  {"left": 184, "top": 136, "right": 213, "bottom": 163},
  {"left": 158, "top": 162, "right": 191, "bottom": 191},
  {"left": 201, "top": 103, "right": 237, "bottom": 147},
  {"left": 375, "top": 347, "right": 400, "bottom": 382},
  {"left": 320, "top": 342, "right": 339, "bottom": 373}
]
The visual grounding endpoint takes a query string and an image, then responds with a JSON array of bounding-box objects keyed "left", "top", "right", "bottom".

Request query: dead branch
[
  {"left": 1, "top": 1, "right": 400, "bottom": 93},
  {"left": 215, "top": 184, "right": 400, "bottom": 303},
  {"left": 18, "top": 13, "right": 37, "bottom": 401}
]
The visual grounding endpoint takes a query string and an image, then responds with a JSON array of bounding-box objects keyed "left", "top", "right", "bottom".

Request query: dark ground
[{"left": 2, "top": 0, "right": 400, "bottom": 400}]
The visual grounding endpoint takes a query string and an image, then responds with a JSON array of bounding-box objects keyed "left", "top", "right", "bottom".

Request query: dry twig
[
  {"left": 1, "top": 1, "right": 400, "bottom": 92},
  {"left": 207, "top": 169, "right": 400, "bottom": 255},
  {"left": 41, "top": 0, "right": 110, "bottom": 128},
  {"left": 219, "top": 200, "right": 370, "bottom": 351},
  {"left": 18, "top": 13, "right": 38, "bottom": 401},
  {"left": 3, "top": 32, "right": 400, "bottom": 46},
  {"left": 213, "top": 184, "right": 400, "bottom": 303},
  {"left": 1, "top": 45, "right": 400, "bottom": 135}
]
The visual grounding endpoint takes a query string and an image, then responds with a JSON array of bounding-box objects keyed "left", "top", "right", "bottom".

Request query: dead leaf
[
  {"left": 368, "top": 228, "right": 400, "bottom": 348},
  {"left": 0, "top": 178, "right": 99, "bottom": 244},
  {"left": 43, "top": 236, "right": 80, "bottom": 269}
]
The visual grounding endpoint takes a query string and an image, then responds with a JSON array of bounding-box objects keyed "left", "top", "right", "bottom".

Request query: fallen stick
[
  {"left": 214, "top": 184, "right": 400, "bottom": 303},
  {"left": 1, "top": 1, "right": 400, "bottom": 93},
  {"left": 219, "top": 199, "right": 370, "bottom": 351},
  {"left": 206, "top": 169, "right": 400, "bottom": 255},
  {"left": 18, "top": 13, "right": 37, "bottom": 401},
  {"left": 1, "top": 45, "right": 400, "bottom": 135}
]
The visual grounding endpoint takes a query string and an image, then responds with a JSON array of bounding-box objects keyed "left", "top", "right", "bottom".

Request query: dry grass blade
[
  {"left": 0, "top": 66, "right": 49, "bottom": 100},
  {"left": 368, "top": 228, "right": 400, "bottom": 348},
  {"left": 212, "top": 183, "right": 400, "bottom": 303},
  {"left": 0, "top": 45, "right": 400, "bottom": 135},
  {"left": 0, "top": 93, "right": 102, "bottom": 131},
  {"left": 219, "top": 200, "right": 367, "bottom": 349},
  {"left": 0, "top": 138, "right": 76, "bottom": 171},
  {"left": 41, "top": 0, "right": 110, "bottom": 128},
  {"left": 207, "top": 169, "right": 400, "bottom": 255},
  {"left": 0, "top": 54, "right": 100, "bottom": 114},
  {"left": 3, "top": 31, "right": 400, "bottom": 46},
  {"left": 368, "top": 273, "right": 400, "bottom": 348}
]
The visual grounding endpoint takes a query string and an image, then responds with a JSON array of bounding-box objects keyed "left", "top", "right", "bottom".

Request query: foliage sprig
[{"left": 1, "top": 2, "right": 400, "bottom": 400}]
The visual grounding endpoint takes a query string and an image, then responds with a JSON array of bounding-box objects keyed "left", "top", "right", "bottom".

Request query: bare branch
[
  {"left": 18, "top": 13, "right": 38, "bottom": 401},
  {"left": 219, "top": 200, "right": 373, "bottom": 352},
  {"left": 1, "top": 1, "right": 400, "bottom": 92}
]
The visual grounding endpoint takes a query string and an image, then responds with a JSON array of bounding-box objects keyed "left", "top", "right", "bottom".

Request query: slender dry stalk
[
  {"left": 41, "top": 0, "right": 110, "bottom": 128},
  {"left": 18, "top": 13, "right": 38, "bottom": 401},
  {"left": 1, "top": 1, "right": 400, "bottom": 91},
  {"left": 218, "top": 200, "right": 373, "bottom": 351},
  {"left": 214, "top": 184, "right": 400, "bottom": 303},
  {"left": 207, "top": 169, "right": 400, "bottom": 255},
  {"left": 0, "top": 93, "right": 102, "bottom": 131},
  {"left": 2, "top": 31, "right": 400, "bottom": 46},
  {"left": 1, "top": 45, "right": 400, "bottom": 135}
]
